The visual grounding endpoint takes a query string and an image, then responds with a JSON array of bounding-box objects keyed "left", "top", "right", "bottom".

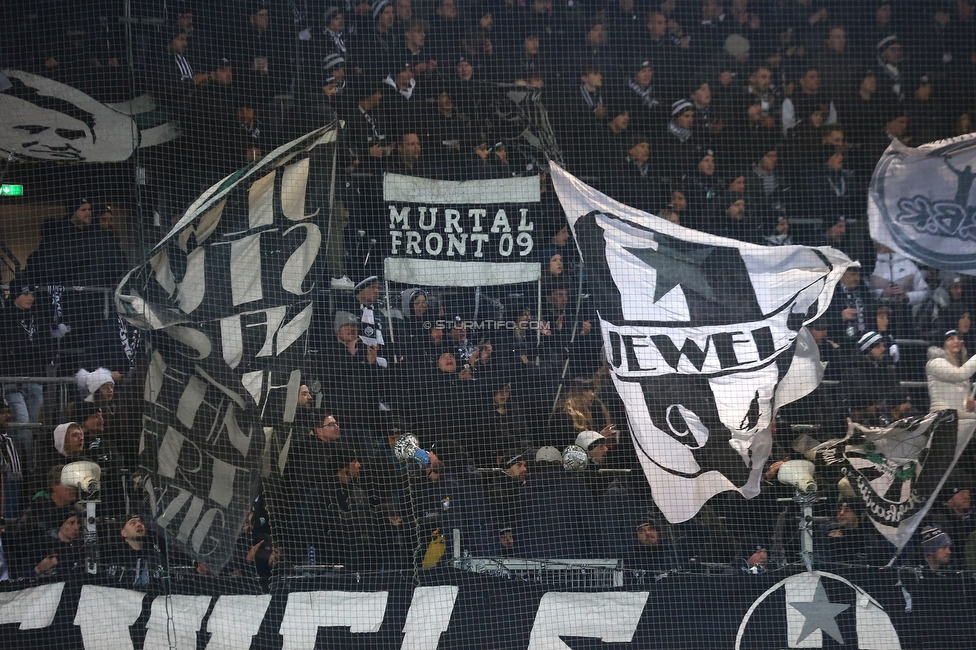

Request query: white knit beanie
[
  {"left": 76, "top": 367, "right": 114, "bottom": 402},
  {"left": 53, "top": 422, "right": 79, "bottom": 456}
]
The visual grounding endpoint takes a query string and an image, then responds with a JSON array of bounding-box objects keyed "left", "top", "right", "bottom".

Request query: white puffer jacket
[{"left": 926, "top": 346, "right": 976, "bottom": 418}]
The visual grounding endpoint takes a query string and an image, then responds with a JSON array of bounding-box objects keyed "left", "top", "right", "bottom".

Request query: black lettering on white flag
[
  {"left": 550, "top": 163, "right": 854, "bottom": 523},
  {"left": 117, "top": 126, "right": 337, "bottom": 570}
]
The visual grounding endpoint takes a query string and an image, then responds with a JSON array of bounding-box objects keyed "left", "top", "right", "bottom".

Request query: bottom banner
[{"left": 0, "top": 566, "right": 972, "bottom": 648}]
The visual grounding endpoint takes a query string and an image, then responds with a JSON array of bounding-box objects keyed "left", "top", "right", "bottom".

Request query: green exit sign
[{"left": 0, "top": 185, "right": 23, "bottom": 196}]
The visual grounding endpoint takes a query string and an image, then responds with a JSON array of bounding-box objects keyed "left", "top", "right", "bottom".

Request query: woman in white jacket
[{"left": 926, "top": 330, "right": 976, "bottom": 417}]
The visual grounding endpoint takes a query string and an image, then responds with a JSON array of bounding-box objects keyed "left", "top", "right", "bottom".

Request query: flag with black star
[{"left": 549, "top": 163, "right": 854, "bottom": 523}]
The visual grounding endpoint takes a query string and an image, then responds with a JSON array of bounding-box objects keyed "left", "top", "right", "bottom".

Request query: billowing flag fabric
[
  {"left": 815, "top": 411, "right": 976, "bottom": 552},
  {"left": 115, "top": 125, "right": 337, "bottom": 570},
  {"left": 1, "top": 68, "right": 178, "bottom": 162},
  {"left": 869, "top": 132, "right": 976, "bottom": 272},
  {"left": 549, "top": 163, "right": 854, "bottom": 523}
]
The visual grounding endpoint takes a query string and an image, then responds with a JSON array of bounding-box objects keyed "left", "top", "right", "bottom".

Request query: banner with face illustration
[
  {"left": 0, "top": 69, "right": 178, "bottom": 162},
  {"left": 549, "top": 163, "right": 854, "bottom": 523},
  {"left": 869, "top": 132, "right": 976, "bottom": 272},
  {"left": 115, "top": 125, "right": 337, "bottom": 570}
]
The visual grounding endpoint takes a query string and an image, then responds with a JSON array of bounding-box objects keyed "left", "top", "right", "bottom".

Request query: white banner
[
  {"left": 550, "top": 163, "right": 855, "bottom": 523},
  {"left": 869, "top": 132, "right": 976, "bottom": 272}
]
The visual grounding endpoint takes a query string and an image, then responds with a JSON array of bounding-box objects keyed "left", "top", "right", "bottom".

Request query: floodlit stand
[
  {"left": 61, "top": 461, "right": 101, "bottom": 575},
  {"left": 777, "top": 460, "right": 818, "bottom": 572}
]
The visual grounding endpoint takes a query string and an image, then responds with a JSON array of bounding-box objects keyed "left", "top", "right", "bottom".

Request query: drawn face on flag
[
  {"left": 0, "top": 69, "right": 178, "bottom": 162},
  {"left": 550, "top": 163, "right": 852, "bottom": 524}
]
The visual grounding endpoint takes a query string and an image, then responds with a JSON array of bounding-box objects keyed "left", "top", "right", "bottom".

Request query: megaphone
[{"left": 394, "top": 434, "right": 432, "bottom": 469}]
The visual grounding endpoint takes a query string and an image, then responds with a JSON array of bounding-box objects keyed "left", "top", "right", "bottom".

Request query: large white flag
[
  {"left": 549, "top": 163, "right": 854, "bottom": 523},
  {"left": 869, "top": 132, "right": 976, "bottom": 272}
]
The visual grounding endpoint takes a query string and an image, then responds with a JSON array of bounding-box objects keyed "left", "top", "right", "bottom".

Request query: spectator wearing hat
[
  {"left": 919, "top": 525, "right": 953, "bottom": 571},
  {"left": 744, "top": 146, "right": 791, "bottom": 226},
  {"left": 356, "top": 0, "right": 397, "bottom": 79},
  {"left": 613, "top": 59, "right": 665, "bottom": 137},
  {"left": 915, "top": 271, "right": 966, "bottom": 341},
  {"left": 823, "top": 500, "right": 888, "bottom": 566},
  {"left": 683, "top": 149, "right": 724, "bottom": 228},
  {"left": 575, "top": 429, "right": 618, "bottom": 497},
  {"left": 103, "top": 515, "right": 164, "bottom": 588},
  {"left": 800, "top": 147, "right": 857, "bottom": 241},
  {"left": 319, "top": 6, "right": 352, "bottom": 65},
  {"left": 661, "top": 99, "right": 702, "bottom": 182},
  {"left": 847, "top": 330, "right": 912, "bottom": 426},
  {"left": 345, "top": 83, "right": 392, "bottom": 174},
  {"left": 324, "top": 309, "right": 388, "bottom": 432},
  {"left": 379, "top": 61, "right": 424, "bottom": 132},
  {"left": 75, "top": 367, "right": 115, "bottom": 405},
  {"left": 738, "top": 542, "right": 768, "bottom": 574},
  {"left": 875, "top": 34, "right": 906, "bottom": 105},
  {"left": 223, "top": 3, "right": 288, "bottom": 100},
  {"left": 625, "top": 519, "right": 677, "bottom": 572},
  {"left": 930, "top": 484, "right": 976, "bottom": 566},
  {"left": 487, "top": 449, "right": 528, "bottom": 536},
  {"left": 29, "top": 198, "right": 95, "bottom": 288},
  {"left": 926, "top": 329, "right": 976, "bottom": 417}
]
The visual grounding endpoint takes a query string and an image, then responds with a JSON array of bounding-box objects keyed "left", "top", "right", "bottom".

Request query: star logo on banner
[
  {"left": 789, "top": 579, "right": 850, "bottom": 645},
  {"left": 623, "top": 237, "right": 715, "bottom": 303}
]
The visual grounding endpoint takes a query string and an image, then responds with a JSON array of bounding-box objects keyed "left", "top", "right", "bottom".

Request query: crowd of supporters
[{"left": 2, "top": 0, "right": 976, "bottom": 588}]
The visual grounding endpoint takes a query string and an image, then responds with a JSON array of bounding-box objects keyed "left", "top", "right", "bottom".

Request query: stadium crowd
[{"left": 2, "top": 0, "right": 976, "bottom": 589}]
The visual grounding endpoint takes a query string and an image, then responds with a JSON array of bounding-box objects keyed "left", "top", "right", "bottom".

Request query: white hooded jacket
[{"left": 926, "top": 346, "right": 976, "bottom": 418}]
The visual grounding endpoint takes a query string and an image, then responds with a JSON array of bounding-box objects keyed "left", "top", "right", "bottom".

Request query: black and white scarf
[
  {"left": 579, "top": 85, "right": 604, "bottom": 112},
  {"left": 325, "top": 28, "right": 348, "bottom": 57},
  {"left": 118, "top": 315, "right": 142, "bottom": 368},
  {"left": 0, "top": 431, "right": 21, "bottom": 480},
  {"left": 668, "top": 121, "right": 691, "bottom": 143},
  {"left": 174, "top": 53, "right": 194, "bottom": 82},
  {"left": 627, "top": 79, "right": 659, "bottom": 109}
]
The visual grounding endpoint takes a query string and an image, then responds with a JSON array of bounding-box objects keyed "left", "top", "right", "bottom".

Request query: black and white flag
[
  {"left": 816, "top": 411, "right": 976, "bottom": 551},
  {"left": 869, "top": 132, "right": 976, "bottom": 273},
  {"left": 116, "top": 125, "right": 337, "bottom": 569},
  {"left": 0, "top": 69, "right": 179, "bottom": 162},
  {"left": 383, "top": 173, "right": 542, "bottom": 286},
  {"left": 549, "top": 163, "right": 854, "bottom": 523}
]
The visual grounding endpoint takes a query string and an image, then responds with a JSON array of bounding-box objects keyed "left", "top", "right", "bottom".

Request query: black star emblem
[{"left": 623, "top": 238, "right": 716, "bottom": 303}]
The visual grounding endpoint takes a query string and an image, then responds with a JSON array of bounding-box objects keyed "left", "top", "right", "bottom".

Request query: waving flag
[
  {"left": 869, "top": 132, "right": 976, "bottom": 272},
  {"left": 549, "top": 163, "right": 854, "bottom": 523},
  {"left": 816, "top": 411, "right": 976, "bottom": 552},
  {"left": 115, "top": 125, "right": 337, "bottom": 570}
]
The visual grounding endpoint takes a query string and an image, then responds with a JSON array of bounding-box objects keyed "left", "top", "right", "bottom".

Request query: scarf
[
  {"left": 668, "top": 121, "right": 691, "bottom": 143},
  {"left": 384, "top": 75, "right": 416, "bottom": 99},
  {"left": 627, "top": 79, "right": 659, "bottom": 109}
]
